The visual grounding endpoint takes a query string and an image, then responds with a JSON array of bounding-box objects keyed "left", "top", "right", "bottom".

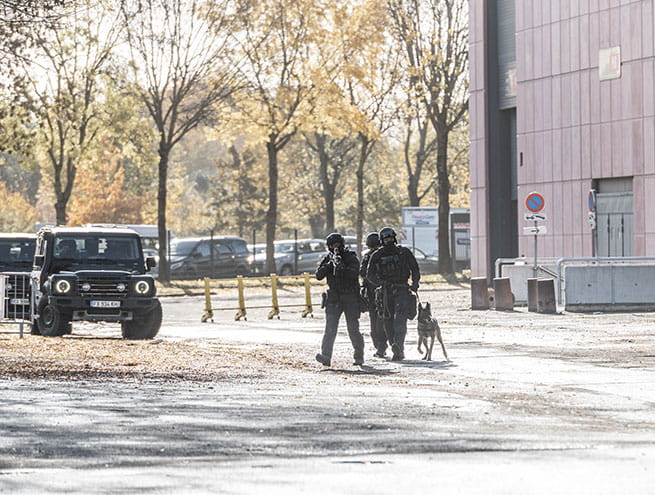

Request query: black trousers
[
  {"left": 368, "top": 306, "right": 387, "bottom": 353},
  {"left": 380, "top": 288, "right": 413, "bottom": 352},
  {"left": 321, "top": 292, "right": 364, "bottom": 360}
]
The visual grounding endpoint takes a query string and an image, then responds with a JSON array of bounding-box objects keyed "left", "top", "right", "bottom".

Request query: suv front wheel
[
  {"left": 37, "top": 297, "right": 71, "bottom": 337},
  {"left": 121, "top": 300, "right": 162, "bottom": 340}
]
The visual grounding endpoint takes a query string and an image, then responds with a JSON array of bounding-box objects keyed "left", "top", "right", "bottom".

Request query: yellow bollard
[
  {"left": 301, "top": 272, "right": 313, "bottom": 318},
  {"left": 234, "top": 275, "right": 247, "bottom": 321},
  {"left": 201, "top": 277, "right": 214, "bottom": 323},
  {"left": 268, "top": 274, "right": 280, "bottom": 319}
]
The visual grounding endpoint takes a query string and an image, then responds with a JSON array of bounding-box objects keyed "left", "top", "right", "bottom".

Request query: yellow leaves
[{"left": 0, "top": 182, "right": 37, "bottom": 232}]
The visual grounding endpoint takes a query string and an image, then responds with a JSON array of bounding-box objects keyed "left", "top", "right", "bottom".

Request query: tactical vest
[{"left": 378, "top": 250, "right": 403, "bottom": 279}]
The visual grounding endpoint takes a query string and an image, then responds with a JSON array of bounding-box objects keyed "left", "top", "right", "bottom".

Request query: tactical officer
[
  {"left": 360, "top": 232, "right": 387, "bottom": 358},
  {"left": 315, "top": 232, "right": 365, "bottom": 367},
  {"left": 366, "top": 227, "right": 420, "bottom": 361}
]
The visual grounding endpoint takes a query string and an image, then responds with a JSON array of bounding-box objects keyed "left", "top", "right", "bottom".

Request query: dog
[{"left": 417, "top": 302, "right": 448, "bottom": 361}]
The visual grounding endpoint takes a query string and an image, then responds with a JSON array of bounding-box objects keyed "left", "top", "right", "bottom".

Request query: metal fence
[
  {"left": 201, "top": 273, "right": 324, "bottom": 322},
  {"left": 1, "top": 273, "right": 31, "bottom": 338}
]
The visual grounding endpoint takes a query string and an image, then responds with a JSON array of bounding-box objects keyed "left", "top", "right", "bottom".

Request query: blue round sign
[{"left": 525, "top": 192, "right": 545, "bottom": 213}]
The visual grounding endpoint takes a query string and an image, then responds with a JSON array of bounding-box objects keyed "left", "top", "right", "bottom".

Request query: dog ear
[{"left": 426, "top": 302, "right": 431, "bottom": 311}]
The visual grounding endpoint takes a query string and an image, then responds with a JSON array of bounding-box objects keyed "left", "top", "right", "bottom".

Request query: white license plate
[
  {"left": 90, "top": 300, "right": 121, "bottom": 308},
  {"left": 10, "top": 298, "right": 29, "bottom": 305}
]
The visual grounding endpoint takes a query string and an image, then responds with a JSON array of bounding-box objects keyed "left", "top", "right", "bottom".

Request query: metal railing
[
  {"left": 1, "top": 273, "right": 31, "bottom": 338},
  {"left": 201, "top": 273, "right": 323, "bottom": 323}
]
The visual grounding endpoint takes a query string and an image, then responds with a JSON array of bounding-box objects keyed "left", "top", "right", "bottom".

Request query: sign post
[
  {"left": 588, "top": 189, "right": 597, "bottom": 257},
  {"left": 525, "top": 192, "right": 546, "bottom": 278}
]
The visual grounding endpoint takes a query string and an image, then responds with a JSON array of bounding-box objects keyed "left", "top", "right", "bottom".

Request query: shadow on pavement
[
  {"left": 398, "top": 359, "right": 456, "bottom": 370},
  {"left": 321, "top": 365, "right": 399, "bottom": 376}
]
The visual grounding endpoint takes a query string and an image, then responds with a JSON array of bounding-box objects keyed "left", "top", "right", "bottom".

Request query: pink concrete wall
[
  {"left": 470, "top": 0, "right": 655, "bottom": 275},
  {"left": 469, "top": 0, "right": 488, "bottom": 276}
]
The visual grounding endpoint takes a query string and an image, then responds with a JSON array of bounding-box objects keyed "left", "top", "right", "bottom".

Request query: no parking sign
[{"left": 525, "top": 192, "right": 545, "bottom": 213}]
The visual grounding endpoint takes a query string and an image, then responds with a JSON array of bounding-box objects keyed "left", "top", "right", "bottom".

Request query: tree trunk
[
  {"left": 55, "top": 199, "right": 67, "bottom": 226},
  {"left": 407, "top": 175, "right": 420, "bottom": 207},
  {"left": 317, "top": 135, "right": 335, "bottom": 234},
  {"left": 265, "top": 139, "right": 278, "bottom": 274},
  {"left": 157, "top": 140, "right": 171, "bottom": 283},
  {"left": 436, "top": 128, "right": 452, "bottom": 275},
  {"left": 356, "top": 134, "right": 368, "bottom": 259},
  {"left": 308, "top": 214, "right": 324, "bottom": 238}
]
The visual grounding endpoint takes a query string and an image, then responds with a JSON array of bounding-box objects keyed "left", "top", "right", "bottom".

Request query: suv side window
[
  {"left": 298, "top": 242, "right": 312, "bottom": 254},
  {"left": 215, "top": 242, "right": 231, "bottom": 255},
  {"left": 230, "top": 239, "right": 248, "bottom": 254},
  {"left": 196, "top": 241, "right": 211, "bottom": 257}
]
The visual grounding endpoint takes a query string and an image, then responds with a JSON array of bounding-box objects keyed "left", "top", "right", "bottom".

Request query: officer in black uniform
[
  {"left": 360, "top": 232, "right": 387, "bottom": 358},
  {"left": 366, "top": 227, "right": 420, "bottom": 361},
  {"left": 315, "top": 232, "right": 365, "bottom": 367}
]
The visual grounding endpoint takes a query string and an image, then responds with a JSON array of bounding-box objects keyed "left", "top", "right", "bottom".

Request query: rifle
[{"left": 328, "top": 250, "right": 342, "bottom": 276}]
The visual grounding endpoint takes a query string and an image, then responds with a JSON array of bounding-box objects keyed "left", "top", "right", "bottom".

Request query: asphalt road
[{"left": 1, "top": 286, "right": 655, "bottom": 494}]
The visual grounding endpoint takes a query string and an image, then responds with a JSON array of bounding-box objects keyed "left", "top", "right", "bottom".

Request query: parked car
[
  {"left": 0, "top": 233, "right": 36, "bottom": 320},
  {"left": 169, "top": 236, "right": 251, "bottom": 279},
  {"left": 249, "top": 239, "right": 327, "bottom": 275},
  {"left": 142, "top": 248, "right": 159, "bottom": 279},
  {"left": 402, "top": 245, "right": 439, "bottom": 275}
]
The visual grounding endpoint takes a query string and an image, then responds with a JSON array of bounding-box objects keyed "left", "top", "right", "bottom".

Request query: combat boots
[{"left": 391, "top": 343, "right": 405, "bottom": 361}]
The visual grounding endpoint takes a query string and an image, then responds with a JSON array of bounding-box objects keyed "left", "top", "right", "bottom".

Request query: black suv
[
  {"left": 31, "top": 226, "right": 161, "bottom": 339},
  {"left": 0, "top": 233, "right": 36, "bottom": 319},
  {"left": 169, "top": 236, "right": 251, "bottom": 279}
]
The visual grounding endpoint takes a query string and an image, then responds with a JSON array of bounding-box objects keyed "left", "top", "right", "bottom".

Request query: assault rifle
[{"left": 328, "top": 250, "right": 343, "bottom": 276}]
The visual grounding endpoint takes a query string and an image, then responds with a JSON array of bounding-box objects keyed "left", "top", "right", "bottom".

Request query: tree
[
  {"left": 121, "top": 0, "right": 241, "bottom": 282},
  {"left": 334, "top": 0, "right": 401, "bottom": 255},
  {"left": 7, "top": 1, "right": 122, "bottom": 226},
  {"left": 229, "top": 0, "right": 331, "bottom": 273},
  {"left": 303, "top": 131, "right": 358, "bottom": 235},
  {"left": 388, "top": 0, "right": 468, "bottom": 274},
  {"left": 67, "top": 138, "right": 148, "bottom": 225},
  {"left": 0, "top": 181, "right": 37, "bottom": 231}
]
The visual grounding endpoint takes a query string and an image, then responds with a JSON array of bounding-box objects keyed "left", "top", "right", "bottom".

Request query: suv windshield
[
  {"left": 52, "top": 235, "right": 142, "bottom": 272},
  {"left": 0, "top": 238, "right": 36, "bottom": 271},
  {"left": 170, "top": 240, "right": 197, "bottom": 257}
]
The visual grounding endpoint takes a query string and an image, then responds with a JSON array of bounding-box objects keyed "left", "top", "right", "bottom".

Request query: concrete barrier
[
  {"left": 527, "top": 278, "right": 538, "bottom": 312},
  {"left": 471, "top": 277, "right": 489, "bottom": 310},
  {"left": 493, "top": 277, "right": 514, "bottom": 311},
  {"left": 499, "top": 264, "right": 558, "bottom": 304},
  {"left": 564, "top": 264, "right": 655, "bottom": 312},
  {"left": 536, "top": 279, "right": 557, "bottom": 314}
]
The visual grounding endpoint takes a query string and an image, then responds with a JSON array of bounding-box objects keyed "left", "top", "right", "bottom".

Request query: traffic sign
[
  {"left": 524, "top": 213, "right": 547, "bottom": 222},
  {"left": 523, "top": 225, "right": 547, "bottom": 235},
  {"left": 525, "top": 192, "right": 545, "bottom": 213}
]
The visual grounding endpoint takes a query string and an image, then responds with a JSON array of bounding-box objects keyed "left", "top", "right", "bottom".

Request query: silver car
[{"left": 248, "top": 239, "right": 327, "bottom": 275}]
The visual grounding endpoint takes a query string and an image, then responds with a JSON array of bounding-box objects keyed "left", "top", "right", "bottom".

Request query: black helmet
[
  {"left": 326, "top": 232, "right": 344, "bottom": 248},
  {"left": 365, "top": 232, "right": 380, "bottom": 249},
  {"left": 379, "top": 227, "right": 397, "bottom": 244}
]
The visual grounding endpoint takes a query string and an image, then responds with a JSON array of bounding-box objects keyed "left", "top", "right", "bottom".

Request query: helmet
[
  {"left": 326, "top": 232, "right": 345, "bottom": 248},
  {"left": 365, "top": 232, "right": 380, "bottom": 249},
  {"left": 379, "top": 227, "right": 397, "bottom": 244}
]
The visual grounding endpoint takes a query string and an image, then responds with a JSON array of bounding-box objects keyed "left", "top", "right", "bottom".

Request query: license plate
[
  {"left": 90, "top": 300, "right": 121, "bottom": 308},
  {"left": 10, "top": 298, "right": 29, "bottom": 305}
]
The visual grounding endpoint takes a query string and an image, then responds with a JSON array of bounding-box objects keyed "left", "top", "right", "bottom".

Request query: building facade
[{"left": 470, "top": 0, "right": 655, "bottom": 278}]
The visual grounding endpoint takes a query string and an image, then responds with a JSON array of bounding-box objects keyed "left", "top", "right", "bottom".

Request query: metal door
[{"left": 596, "top": 192, "right": 633, "bottom": 257}]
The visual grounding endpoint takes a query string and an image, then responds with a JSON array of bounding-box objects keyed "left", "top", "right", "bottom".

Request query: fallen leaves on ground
[{"left": 0, "top": 335, "right": 266, "bottom": 382}]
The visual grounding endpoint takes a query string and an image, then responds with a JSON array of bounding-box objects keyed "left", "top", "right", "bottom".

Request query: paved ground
[{"left": 1, "top": 283, "right": 655, "bottom": 493}]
